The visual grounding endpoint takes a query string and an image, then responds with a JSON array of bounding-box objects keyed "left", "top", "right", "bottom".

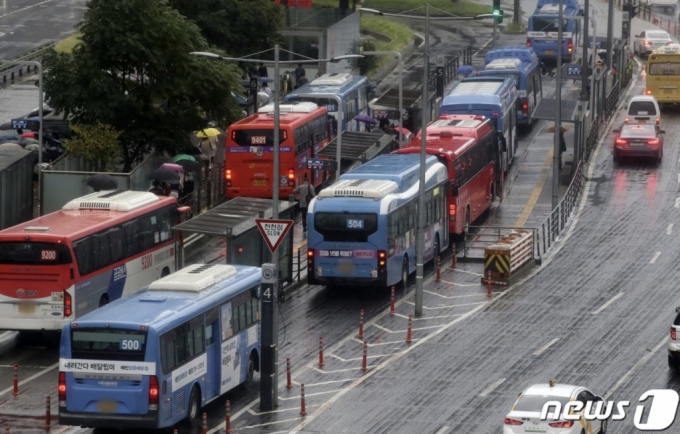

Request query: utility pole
[
  {"left": 514, "top": 0, "right": 520, "bottom": 25},
  {"left": 580, "top": 0, "right": 589, "bottom": 103},
  {"left": 606, "top": 0, "right": 614, "bottom": 73},
  {"left": 552, "top": 0, "right": 564, "bottom": 209}
]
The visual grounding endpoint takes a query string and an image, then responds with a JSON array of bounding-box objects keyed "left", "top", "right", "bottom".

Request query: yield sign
[{"left": 255, "top": 219, "right": 294, "bottom": 253}]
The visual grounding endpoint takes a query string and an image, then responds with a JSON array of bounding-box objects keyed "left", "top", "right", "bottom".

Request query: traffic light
[{"left": 492, "top": 0, "right": 503, "bottom": 23}]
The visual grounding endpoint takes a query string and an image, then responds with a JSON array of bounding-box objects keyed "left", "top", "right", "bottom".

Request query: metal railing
[
  {"left": 177, "top": 163, "right": 226, "bottom": 217},
  {"left": 292, "top": 242, "right": 308, "bottom": 282},
  {"left": 427, "top": 46, "right": 473, "bottom": 93},
  {"left": 463, "top": 226, "right": 536, "bottom": 259},
  {"left": 0, "top": 42, "right": 55, "bottom": 84}
]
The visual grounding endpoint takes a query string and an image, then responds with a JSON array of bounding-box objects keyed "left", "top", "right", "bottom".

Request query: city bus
[
  {"left": 527, "top": 2, "right": 582, "bottom": 63},
  {"left": 646, "top": 45, "right": 680, "bottom": 103},
  {"left": 307, "top": 154, "right": 448, "bottom": 288},
  {"left": 439, "top": 77, "right": 518, "bottom": 174},
  {"left": 225, "top": 102, "right": 331, "bottom": 199},
  {"left": 0, "top": 190, "right": 186, "bottom": 331},
  {"left": 58, "top": 263, "right": 261, "bottom": 430},
  {"left": 395, "top": 115, "right": 498, "bottom": 234},
  {"left": 284, "top": 73, "right": 370, "bottom": 135},
  {"left": 475, "top": 46, "right": 543, "bottom": 126}
]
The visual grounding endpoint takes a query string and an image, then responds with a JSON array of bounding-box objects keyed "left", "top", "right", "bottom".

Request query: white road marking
[
  {"left": 604, "top": 337, "right": 666, "bottom": 399},
  {"left": 249, "top": 404, "right": 319, "bottom": 415},
  {"left": 533, "top": 338, "right": 560, "bottom": 356},
  {"left": 438, "top": 279, "right": 480, "bottom": 287},
  {"left": 435, "top": 426, "right": 451, "bottom": 434},
  {"left": 278, "top": 389, "right": 344, "bottom": 400},
  {"left": 677, "top": 173, "right": 680, "bottom": 183},
  {"left": 449, "top": 268, "right": 484, "bottom": 276},
  {"left": 351, "top": 337, "right": 419, "bottom": 346},
  {"left": 479, "top": 378, "right": 506, "bottom": 397},
  {"left": 311, "top": 366, "right": 366, "bottom": 374},
  {"left": 393, "top": 312, "right": 463, "bottom": 320},
  {"left": 327, "top": 352, "right": 400, "bottom": 362},
  {"left": 242, "top": 416, "right": 303, "bottom": 428},
  {"left": 650, "top": 251, "right": 662, "bottom": 264},
  {"left": 404, "top": 300, "right": 487, "bottom": 309},
  {"left": 0, "top": 362, "right": 58, "bottom": 397},
  {"left": 297, "top": 379, "right": 353, "bottom": 387},
  {"left": 675, "top": 197, "right": 680, "bottom": 208},
  {"left": 592, "top": 293, "right": 625, "bottom": 315},
  {"left": 668, "top": 223, "right": 674, "bottom": 235},
  {"left": 425, "top": 290, "right": 491, "bottom": 298},
  {"left": 372, "top": 323, "right": 441, "bottom": 333}
]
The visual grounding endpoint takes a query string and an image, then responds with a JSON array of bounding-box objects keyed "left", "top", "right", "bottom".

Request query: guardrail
[
  {"left": 427, "top": 46, "right": 473, "bottom": 93},
  {"left": 292, "top": 242, "right": 308, "bottom": 283},
  {"left": 0, "top": 42, "right": 55, "bottom": 84}
]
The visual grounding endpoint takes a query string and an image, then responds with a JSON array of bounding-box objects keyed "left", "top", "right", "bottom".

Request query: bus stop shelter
[
  {"left": 172, "top": 197, "right": 295, "bottom": 284},
  {"left": 318, "top": 130, "right": 398, "bottom": 176}
]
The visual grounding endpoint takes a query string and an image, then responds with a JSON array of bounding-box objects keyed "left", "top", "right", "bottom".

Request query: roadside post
[{"left": 435, "top": 55, "right": 445, "bottom": 99}]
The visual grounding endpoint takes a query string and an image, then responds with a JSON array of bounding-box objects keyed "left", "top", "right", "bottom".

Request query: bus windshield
[
  {"left": 314, "top": 212, "right": 378, "bottom": 242},
  {"left": 531, "top": 17, "right": 568, "bottom": 32},
  {"left": 71, "top": 328, "right": 148, "bottom": 361},
  {"left": 0, "top": 242, "right": 72, "bottom": 265},
  {"left": 649, "top": 63, "right": 680, "bottom": 76}
]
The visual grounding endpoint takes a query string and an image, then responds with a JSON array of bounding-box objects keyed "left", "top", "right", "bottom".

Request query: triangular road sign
[{"left": 255, "top": 219, "right": 295, "bottom": 253}]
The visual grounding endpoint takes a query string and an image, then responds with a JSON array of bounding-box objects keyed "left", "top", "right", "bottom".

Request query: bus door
[{"left": 204, "top": 307, "right": 220, "bottom": 399}]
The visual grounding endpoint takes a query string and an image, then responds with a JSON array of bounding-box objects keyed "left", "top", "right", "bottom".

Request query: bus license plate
[
  {"left": 97, "top": 401, "right": 117, "bottom": 413},
  {"left": 664, "top": 89, "right": 673, "bottom": 94},
  {"left": 545, "top": 50, "right": 554, "bottom": 54},
  {"left": 338, "top": 261, "right": 354, "bottom": 275},
  {"left": 252, "top": 179, "right": 267, "bottom": 186},
  {"left": 18, "top": 303, "right": 35, "bottom": 314}
]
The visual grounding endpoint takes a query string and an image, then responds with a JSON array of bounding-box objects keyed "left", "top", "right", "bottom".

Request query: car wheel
[
  {"left": 601, "top": 418, "right": 608, "bottom": 433},
  {"left": 401, "top": 256, "right": 409, "bottom": 289},
  {"left": 186, "top": 385, "right": 201, "bottom": 427},
  {"left": 669, "top": 355, "right": 678, "bottom": 370}
]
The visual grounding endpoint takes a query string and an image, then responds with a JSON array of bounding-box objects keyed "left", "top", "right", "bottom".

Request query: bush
[{"left": 359, "top": 41, "right": 379, "bottom": 75}]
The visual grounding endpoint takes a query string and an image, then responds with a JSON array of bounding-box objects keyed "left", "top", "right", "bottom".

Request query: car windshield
[
  {"left": 647, "top": 32, "right": 670, "bottom": 40},
  {"left": 628, "top": 101, "right": 657, "bottom": 116},
  {"left": 621, "top": 125, "right": 656, "bottom": 138},
  {"left": 514, "top": 395, "right": 571, "bottom": 412}
]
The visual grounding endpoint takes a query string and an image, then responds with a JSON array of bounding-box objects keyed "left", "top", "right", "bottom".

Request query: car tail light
[
  {"left": 624, "top": 118, "right": 629, "bottom": 123},
  {"left": 672, "top": 327, "right": 676, "bottom": 340},
  {"left": 504, "top": 418, "right": 523, "bottom": 425},
  {"left": 549, "top": 421, "right": 574, "bottom": 428},
  {"left": 148, "top": 375, "right": 159, "bottom": 411},
  {"left": 378, "top": 250, "right": 386, "bottom": 277},
  {"left": 567, "top": 39, "right": 573, "bottom": 53},
  {"left": 648, "top": 138, "right": 660, "bottom": 145},
  {"left": 58, "top": 372, "right": 66, "bottom": 406},
  {"left": 526, "top": 38, "right": 531, "bottom": 47},
  {"left": 656, "top": 117, "right": 660, "bottom": 125},
  {"left": 449, "top": 204, "right": 456, "bottom": 222},
  {"left": 225, "top": 169, "right": 232, "bottom": 187},
  {"left": 615, "top": 138, "right": 627, "bottom": 145},
  {"left": 645, "top": 40, "right": 652, "bottom": 46},
  {"left": 288, "top": 169, "right": 295, "bottom": 186},
  {"left": 64, "top": 291, "right": 72, "bottom": 317}
]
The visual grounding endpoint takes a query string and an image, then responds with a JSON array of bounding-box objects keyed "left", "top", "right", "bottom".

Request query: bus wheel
[
  {"left": 401, "top": 256, "right": 409, "bottom": 289},
  {"left": 98, "top": 295, "right": 109, "bottom": 308},
  {"left": 186, "top": 385, "right": 201, "bottom": 427},
  {"left": 161, "top": 267, "right": 170, "bottom": 278}
]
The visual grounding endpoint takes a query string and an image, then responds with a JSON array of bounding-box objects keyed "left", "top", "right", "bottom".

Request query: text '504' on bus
[
  {"left": 0, "top": 190, "right": 190, "bottom": 331},
  {"left": 59, "top": 264, "right": 261, "bottom": 430},
  {"left": 646, "top": 45, "right": 680, "bottom": 103},
  {"left": 526, "top": 0, "right": 583, "bottom": 63},
  {"left": 307, "top": 154, "right": 449, "bottom": 289},
  {"left": 440, "top": 77, "right": 518, "bottom": 175},
  {"left": 226, "top": 102, "right": 331, "bottom": 200},
  {"left": 395, "top": 114, "right": 498, "bottom": 235},
  {"left": 474, "top": 46, "right": 543, "bottom": 127}
]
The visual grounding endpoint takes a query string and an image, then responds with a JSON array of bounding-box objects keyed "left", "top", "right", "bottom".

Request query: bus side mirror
[{"left": 177, "top": 206, "right": 192, "bottom": 214}]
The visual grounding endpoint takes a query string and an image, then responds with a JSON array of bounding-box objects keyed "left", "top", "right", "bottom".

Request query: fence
[
  {"left": 176, "top": 163, "right": 226, "bottom": 217},
  {"left": 0, "top": 42, "right": 55, "bottom": 84},
  {"left": 427, "top": 46, "right": 473, "bottom": 93}
]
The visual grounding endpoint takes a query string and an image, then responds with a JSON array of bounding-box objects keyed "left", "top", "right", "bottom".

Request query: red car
[{"left": 613, "top": 124, "right": 665, "bottom": 163}]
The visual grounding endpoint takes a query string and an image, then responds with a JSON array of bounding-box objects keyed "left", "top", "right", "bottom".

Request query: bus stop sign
[
  {"left": 255, "top": 219, "right": 294, "bottom": 253},
  {"left": 307, "top": 158, "right": 338, "bottom": 171}
]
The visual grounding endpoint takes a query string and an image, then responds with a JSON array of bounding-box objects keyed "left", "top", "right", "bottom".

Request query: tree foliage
[
  {"left": 44, "top": 0, "right": 242, "bottom": 171},
  {"left": 64, "top": 124, "right": 121, "bottom": 172},
  {"left": 168, "top": 0, "right": 284, "bottom": 59}
]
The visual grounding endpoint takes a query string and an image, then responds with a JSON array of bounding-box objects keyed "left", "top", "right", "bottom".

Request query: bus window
[
  {"left": 220, "top": 301, "right": 233, "bottom": 341},
  {"left": 73, "top": 237, "right": 94, "bottom": 276},
  {"left": 72, "top": 328, "right": 147, "bottom": 361},
  {"left": 0, "top": 242, "right": 71, "bottom": 265}
]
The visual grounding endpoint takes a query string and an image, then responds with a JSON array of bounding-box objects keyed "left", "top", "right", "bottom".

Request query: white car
[
  {"left": 642, "top": 0, "right": 676, "bottom": 13},
  {"left": 633, "top": 30, "right": 672, "bottom": 56},
  {"left": 668, "top": 307, "right": 680, "bottom": 369},
  {"left": 503, "top": 382, "right": 608, "bottom": 433},
  {"left": 625, "top": 95, "right": 660, "bottom": 126}
]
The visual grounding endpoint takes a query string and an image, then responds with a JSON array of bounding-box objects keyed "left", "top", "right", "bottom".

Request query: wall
[
  {"left": 0, "top": 149, "right": 34, "bottom": 229},
  {"left": 325, "top": 11, "right": 360, "bottom": 74}
]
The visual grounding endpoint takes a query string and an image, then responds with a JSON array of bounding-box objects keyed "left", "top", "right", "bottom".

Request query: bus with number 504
[
  {"left": 59, "top": 263, "right": 262, "bottom": 430},
  {"left": 0, "top": 190, "right": 189, "bottom": 331}
]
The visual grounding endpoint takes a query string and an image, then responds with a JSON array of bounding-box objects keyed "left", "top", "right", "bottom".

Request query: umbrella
[
  {"left": 232, "top": 91, "right": 248, "bottom": 105},
  {"left": 26, "top": 108, "right": 52, "bottom": 118},
  {"left": 355, "top": 114, "right": 378, "bottom": 125},
  {"left": 394, "top": 126, "right": 412, "bottom": 135},
  {"left": 176, "top": 159, "right": 202, "bottom": 172},
  {"left": 160, "top": 162, "right": 184, "bottom": 172},
  {"left": 21, "top": 132, "right": 36, "bottom": 139},
  {"left": 146, "top": 168, "right": 180, "bottom": 182},
  {"left": 457, "top": 65, "right": 476, "bottom": 77},
  {"left": 195, "top": 128, "right": 221, "bottom": 138},
  {"left": 18, "top": 138, "right": 39, "bottom": 146},
  {"left": 259, "top": 77, "right": 274, "bottom": 83},
  {"left": 0, "top": 143, "right": 23, "bottom": 151},
  {"left": 172, "top": 154, "right": 197, "bottom": 163},
  {"left": 24, "top": 144, "right": 40, "bottom": 152},
  {"left": 545, "top": 124, "right": 569, "bottom": 134},
  {"left": 87, "top": 174, "right": 118, "bottom": 191}
]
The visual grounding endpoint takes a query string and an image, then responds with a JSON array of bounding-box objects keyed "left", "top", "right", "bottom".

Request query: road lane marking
[
  {"left": 438, "top": 279, "right": 480, "bottom": 287},
  {"left": 372, "top": 323, "right": 441, "bottom": 333},
  {"left": 533, "top": 338, "right": 560, "bottom": 356},
  {"left": 0, "top": 362, "right": 58, "bottom": 397},
  {"left": 677, "top": 173, "right": 680, "bottom": 183},
  {"left": 592, "top": 293, "right": 624, "bottom": 315},
  {"left": 675, "top": 197, "right": 680, "bottom": 208},
  {"left": 404, "top": 300, "right": 487, "bottom": 309},
  {"left": 604, "top": 337, "right": 666, "bottom": 400},
  {"left": 312, "top": 366, "right": 366, "bottom": 374},
  {"left": 249, "top": 404, "right": 320, "bottom": 415},
  {"left": 649, "top": 251, "right": 661, "bottom": 263},
  {"left": 449, "top": 268, "right": 484, "bottom": 276},
  {"left": 351, "top": 337, "right": 419, "bottom": 346},
  {"left": 394, "top": 312, "right": 463, "bottom": 320},
  {"left": 297, "top": 379, "right": 353, "bottom": 387},
  {"left": 479, "top": 378, "right": 506, "bottom": 397},
  {"left": 183, "top": 233, "right": 204, "bottom": 248},
  {"left": 514, "top": 145, "right": 554, "bottom": 227},
  {"left": 435, "top": 426, "right": 451, "bottom": 434},
  {"left": 278, "top": 389, "right": 343, "bottom": 400},
  {"left": 425, "top": 290, "right": 491, "bottom": 298},
  {"left": 668, "top": 223, "right": 674, "bottom": 235}
]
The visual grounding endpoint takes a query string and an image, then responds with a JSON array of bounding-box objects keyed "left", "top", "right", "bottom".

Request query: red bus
[
  {"left": 395, "top": 114, "right": 498, "bottom": 234},
  {"left": 225, "top": 102, "right": 331, "bottom": 199},
  {"left": 0, "top": 190, "right": 186, "bottom": 331}
]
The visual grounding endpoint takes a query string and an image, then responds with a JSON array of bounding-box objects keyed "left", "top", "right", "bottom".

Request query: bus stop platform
[{"left": 318, "top": 130, "right": 398, "bottom": 175}]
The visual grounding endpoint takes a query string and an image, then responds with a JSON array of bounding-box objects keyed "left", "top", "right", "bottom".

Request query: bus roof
[
  {"left": 337, "top": 154, "right": 439, "bottom": 192},
  {"left": 484, "top": 46, "right": 538, "bottom": 66},
  {"left": 397, "top": 136, "right": 476, "bottom": 160},
  {"left": 651, "top": 45, "right": 680, "bottom": 56},
  {"left": 533, "top": 3, "right": 581, "bottom": 15},
  {"left": 536, "top": 0, "right": 580, "bottom": 9},
  {"left": 443, "top": 77, "right": 515, "bottom": 107},
  {"left": 285, "top": 73, "right": 369, "bottom": 99},
  {"left": 68, "top": 264, "right": 261, "bottom": 333},
  {"left": 415, "top": 115, "right": 495, "bottom": 141},
  {"left": 230, "top": 102, "right": 327, "bottom": 128},
  {"left": 0, "top": 190, "right": 177, "bottom": 241}
]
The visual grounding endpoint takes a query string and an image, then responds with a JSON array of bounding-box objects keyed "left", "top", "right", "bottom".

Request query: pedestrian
[
  {"left": 292, "top": 175, "right": 315, "bottom": 234},
  {"left": 198, "top": 137, "right": 216, "bottom": 174},
  {"left": 261, "top": 82, "right": 272, "bottom": 99},
  {"left": 379, "top": 116, "right": 390, "bottom": 133},
  {"left": 183, "top": 171, "right": 195, "bottom": 198},
  {"left": 148, "top": 180, "right": 165, "bottom": 196},
  {"left": 296, "top": 74, "right": 309, "bottom": 89},
  {"left": 294, "top": 63, "right": 306, "bottom": 87},
  {"left": 258, "top": 63, "right": 268, "bottom": 78},
  {"left": 559, "top": 128, "right": 567, "bottom": 171},
  {"left": 403, "top": 113, "right": 414, "bottom": 133}
]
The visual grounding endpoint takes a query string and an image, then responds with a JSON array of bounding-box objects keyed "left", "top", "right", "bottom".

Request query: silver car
[{"left": 633, "top": 30, "right": 672, "bottom": 56}]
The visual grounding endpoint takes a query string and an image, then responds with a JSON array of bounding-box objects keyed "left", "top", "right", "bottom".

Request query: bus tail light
[
  {"left": 526, "top": 38, "right": 531, "bottom": 47},
  {"left": 64, "top": 291, "right": 72, "bottom": 317},
  {"left": 671, "top": 327, "right": 676, "bottom": 341},
  {"left": 521, "top": 98, "right": 528, "bottom": 116},
  {"left": 567, "top": 39, "right": 573, "bottom": 53},
  {"left": 225, "top": 169, "right": 232, "bottom": 187},
  {"left": 288, "top": 169, "right": 295, "bottom": 186},
  {"left": 624, "top": 118, "right": 629, "bottom": 124},
  {"left": 449, "top": 204, "right": 456, "bottom": 221},
  {"left": 308, "top": 250, "right": 314, "bottom": 268},
  {"left": 58, "top": 372, "right": 66, "bottom": 406},
  {"left": 378, "top": 250, "right": 386, "bottom": 277},
  {"left": 148, "top": 376, "right": 159, "bottom": 411}
]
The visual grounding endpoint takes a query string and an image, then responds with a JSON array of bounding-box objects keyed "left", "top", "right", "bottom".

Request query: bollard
[
  {"left": 5, "top": 428, "right": 8, "bottom": 434},
  {"left": 390, "top": 286, "right": 395, "bottom": 315},
  {"left": 12, "top": 364, "right": 18, "bottom": 396},
  {"left": 486, "top": 270, "right": 492, "bottom": 298},
  {"left": 406, "top": 314, "right": 413, "bottom": 344},
  {"left": 361, "top": 340, "right": 368, "bottom": 371},
  {"left": 358, "top": 309, "right": 364, "bottom": 339},
  {"left": 202, "top": 412, "right": 207, "bottom": 434},
  {"left": 286, "top": 357, "right": 293, "bottom": 389},
  {"left": 435, "top": 255, "right": 441, "bottom": 283},
  {"left": 300, "top": 384, "right": 307, "bottom": 416},
  {"left": 318, "top": 336, "right": 325, "bottom": 367},
  {"left": 451, "top": 243, "right": 457, "bottom": 268},
  {"left": 45, "top": 395, "right": 51, "bottom": 429},
  {"left": 226, "top": 400, "right": 232, "bottom": 433}
]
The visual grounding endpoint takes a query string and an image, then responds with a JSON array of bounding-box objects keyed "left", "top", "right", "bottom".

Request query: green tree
[
  {"left": 169, "top": 0, "right": 284, "bottom": 59},
  {"left": 44, "top": 0, "right": 242, "bottom": 171},
  {"left": 64, "top": 124, "right": 121, "bottom": 172}
]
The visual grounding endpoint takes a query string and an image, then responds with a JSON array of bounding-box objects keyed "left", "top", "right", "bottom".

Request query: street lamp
[
  {"left": 360, "top": 49, "right": 404, "bottom": 145},
  {"left": 191, "top": 48, "right": 361, "bottom": 411},
  {"left": 1, "top": 60, "right": 43, "bottom": 212}
]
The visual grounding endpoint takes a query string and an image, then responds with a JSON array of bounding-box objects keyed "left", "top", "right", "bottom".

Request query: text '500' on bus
[
  {"left": 59, "top": 264, "right": 261, "bottom": 430},
  {"left": 307, "top": 154, "right": 449, "bottom": 289},
  {"left": 0, "top": 190, "right": 188, "bottom": 331},
  {"left": 225, "top": 102, "right": 331, "bottom": 200}
]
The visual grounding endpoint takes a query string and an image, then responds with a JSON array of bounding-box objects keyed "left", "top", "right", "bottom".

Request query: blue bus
[
  {"left": 440, "top": 77, "right": 518, "bottom": 174},
  {"left": 527, "top": 1, "right": 582, "bottom": 63},
  {"left": 284, "top": 73, "right": 370, "bottom": 135},
  {"left": 307, "top": 154, "right": 449, "bottom": 288},
  {"left": 58, "top": 264, "right": 262, "bottom": 430},
  {"left": 474, "top": 46, "right": 543, "bottom": 126}
]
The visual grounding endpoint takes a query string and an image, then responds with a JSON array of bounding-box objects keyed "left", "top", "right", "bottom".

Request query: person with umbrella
[
  {"left": 87, "top": 174, "right": 118, "bottom": 192},
  {"left": 148, "top": 180, "right": 165, "bottom": 196},
  {"left": 294, "top": 63, "right": 306, "bottom": 87}
]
